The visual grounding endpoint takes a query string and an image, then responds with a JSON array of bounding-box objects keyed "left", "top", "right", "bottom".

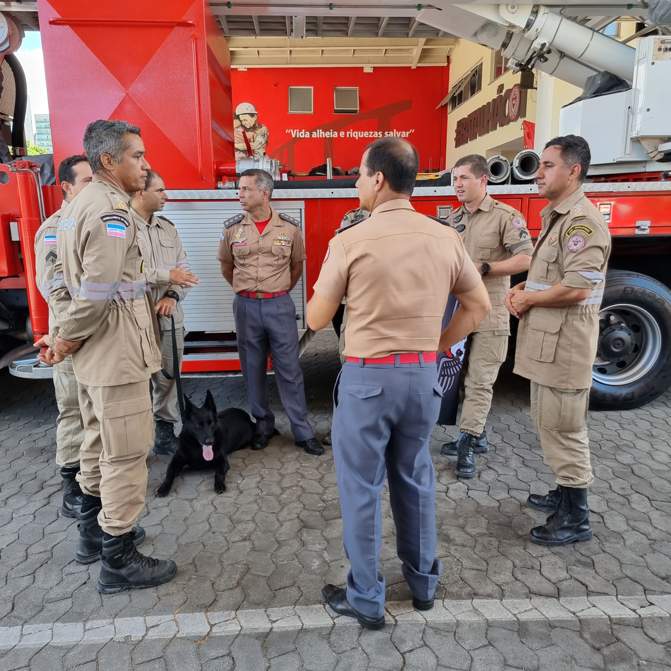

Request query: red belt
[
  {"left": 238, "top": 290, "right": 288, "bottom": 299},
  {"left": 345, "top": 352, "right": 437, "bottom": 366}
]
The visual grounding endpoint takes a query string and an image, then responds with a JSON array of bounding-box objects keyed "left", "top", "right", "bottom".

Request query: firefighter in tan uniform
[
  {"left": 34, "top": 155, "right": 92, "bottom": 518},
  {"left": 507, "top": 135, "right": 611, "bottom": 546},
  {"left": 131, "top": 170, "right": 198, "bottom": 455},
  {"left": 47, "top": 120, "right": 177, "bottom": 592},
  {"left": 440, "top": 154, "right": 532, "bottom": 479},
  {"left": 218, "top": 168, "right": 323, "bottom": 456},
  {"left": 306, "top": 138, "right": 490, "bottom": 628}
]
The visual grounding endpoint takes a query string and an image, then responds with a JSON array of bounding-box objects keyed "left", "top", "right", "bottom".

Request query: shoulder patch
[
  {"left": 279, "top": 212, "right": 300, "bottom": 227},
  {"left": 339, "top": 208, "right": 369, "bottom": 231},
  {"left": 565, "top": 223, "right": 594, "bottom": 238},
  {"left": 224, "top": 213, "right": 245, "bottom": 229},
  {"left": 336, "top": 217, "right": 366, "bottom": 235},
  {"left": 101, "top": 213, "right": 130, "bottom": 228}
]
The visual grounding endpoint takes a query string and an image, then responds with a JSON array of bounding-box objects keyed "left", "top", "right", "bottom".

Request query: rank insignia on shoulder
[
  {"left": 157, "top": 215, "right": 175, "bottom": 226},
  {"left": 224, "top": 213, "right": 245, "bottom": 229},
  {"left": 279, "top": 212, "right": 300, "bottom": 227},
  {"left": 427, "top": 215, "right": 450, "bottom": 226},
  {"left": 337, "top": 208, "right": 369, "bottom": 234},
  {"left": 114, "top": 201, "right": 129, "bottom": 212}
]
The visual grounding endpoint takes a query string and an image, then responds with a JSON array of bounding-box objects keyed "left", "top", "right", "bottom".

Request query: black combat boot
[
  {"left": 75, "top": 495, "right": 146, "bottom": 564},
  {"left": 441, "top": 430, "right": 488, "bottom": 457},
  {"left": 527, "top": 486, "right": 562, "bottom": 513},
  {"left": 153, "top": 420, "right": 176, "bottom": 456},
  {"left": 455, "top": 433, "right": 477, "bottom": 479},
  {"left": 529, "top": 486, "right": 592, "bottom": 546},
  {"left": 60, "top": 464, "right": 84, "bottom": 519},
  {"left": 97, "top": 532, "right": 177, "bottom": 594}
]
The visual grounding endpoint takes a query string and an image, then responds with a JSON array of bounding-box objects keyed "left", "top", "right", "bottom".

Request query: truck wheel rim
[{"left": 593, "top": 303, "right": 662, "bottom": 386}]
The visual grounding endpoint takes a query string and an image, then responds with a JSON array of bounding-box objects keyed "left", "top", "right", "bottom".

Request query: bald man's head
[{"left": 362, "top": 137, "right": 418, "bottom": 195}]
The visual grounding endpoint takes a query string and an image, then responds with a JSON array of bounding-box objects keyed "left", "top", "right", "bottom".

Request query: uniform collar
[
  {"left": 371, "top": 198, "right": 414, "bottom": 216},
  {"left": 243, "top": 208, "right": 279, "bottom": 226},
  {"left": 130, "top": 206, "right": 149, "bottom": 227},
  {"left": 475, "top": 194, "right": 494, "bottom": 212},
  {"left": 542, "top": 186, "right": 584, "bottom": 217},
  {"left": 92, "top": 175, "right": 132, "bottom": 204}
]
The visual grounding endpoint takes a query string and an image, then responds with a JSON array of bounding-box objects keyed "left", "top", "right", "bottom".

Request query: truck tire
[{"left": 590, "top": 270, "right": 671, "bottom": 410}]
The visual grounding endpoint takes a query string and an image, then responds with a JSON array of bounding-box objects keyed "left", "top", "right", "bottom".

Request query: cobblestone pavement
[{"left": 1, "top": 330, "right": 671, "bottom": 669}]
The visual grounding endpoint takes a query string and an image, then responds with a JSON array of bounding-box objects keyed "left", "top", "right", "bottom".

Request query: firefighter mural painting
[{"left": 234, "top": 102, "right": 270, "bottom": 159}]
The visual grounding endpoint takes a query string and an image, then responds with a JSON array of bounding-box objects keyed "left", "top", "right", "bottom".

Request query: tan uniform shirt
[
  {"left": 34, "top": 206, "right": 63, "bottom": 330},
  {"left": 50, "top": 178, "right": 161, "bottom": 387},
  {"left": 217, "top": 209, "right": 305, "bottom": 294},
  {"left": 313, "top": 199, "right": 482, "bottom": 358},
  {"left": 132, "top": 209, "right": 190, "bottom": 330},
  {"left": 514, "top": 187, "right": 611, "bottom": 390},
  {"left": 234, "top": 123, "right": 269, "bottom": 160},
  {"left": 451, "top": 195, "right": 533, "bottom": 334}
]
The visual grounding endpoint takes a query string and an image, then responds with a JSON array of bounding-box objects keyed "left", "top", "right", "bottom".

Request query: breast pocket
[
  {"left": 272, "top": 243, "right": 291, "bottom": 260},
  {"left": 232, "top": 244, "right": 251, "bottom": 258},
  {"left": 476, "top": 234, "right": 500, "bottom": 261},
  {"left": 536, "top": 243, "right": 559, "bottom": 281},
  {"left": 525, "top": 308, "right": 564, "bottom": 363},
  {"left": 158, "top": 230, "right": 175, "bottom": 249}
]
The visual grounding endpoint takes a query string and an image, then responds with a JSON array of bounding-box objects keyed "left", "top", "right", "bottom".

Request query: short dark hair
[
  {"left": 544, "top": 134, "right": 591, "bottom": 182},
  {"left": 83, "top": 119, "right": 142, "bottom": 173},
  {"left": 58, "top": 154, "right": 89, "bottom": 190},
  {"left": 363, "top": 138, "right": 418, "bottom": 195},
  {"left": 239, "top": 168, "right": 274, "bottom": 197},
  {"left": 144, "top": 169, "right": 162, "bottom": 191},
  {"left": 453, "top": 154, "right": 488, "bottom": 178}
]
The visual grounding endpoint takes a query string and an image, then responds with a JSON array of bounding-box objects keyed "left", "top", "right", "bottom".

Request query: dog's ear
[
  {"left": 184, "top": 395, "right": 195, "bottom": 416},
  {"left": 204, "top": 389, "right": 217, "bottom": 413}
]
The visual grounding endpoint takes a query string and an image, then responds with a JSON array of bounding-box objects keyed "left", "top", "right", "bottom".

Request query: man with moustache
[{"left": 507, "top": 135, "right": 611, "bottom": 545}]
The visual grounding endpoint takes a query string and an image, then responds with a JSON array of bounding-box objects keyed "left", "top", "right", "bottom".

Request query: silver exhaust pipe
[
  {"left": 487, "top": 155, "right": 511, "bottom": 184},
  {"left": 512, "top": 150, "right": 540, "bottom": 182}
]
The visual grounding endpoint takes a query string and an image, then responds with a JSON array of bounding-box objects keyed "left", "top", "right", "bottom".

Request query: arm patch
[
  {"left": 224, "top": 213, "right": 245, "bottom": 229},
  {"left": 279, "top": 212, "right": 300, "bottom": 227},
  {"left": 101, "top": 213, "right": 130, "bottom": 228}
]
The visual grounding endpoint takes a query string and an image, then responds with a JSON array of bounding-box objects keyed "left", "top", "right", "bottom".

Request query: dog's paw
[
  {"left": 156, "top": 485, "right": 170, "bottom": 498},
  {"left": 214, "top": 483, "right": 226, "bottom": 494}
]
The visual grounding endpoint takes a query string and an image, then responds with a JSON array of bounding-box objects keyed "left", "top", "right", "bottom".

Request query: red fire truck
[{"left": 1, "top": 1, "right": 670, "bottom": 412}]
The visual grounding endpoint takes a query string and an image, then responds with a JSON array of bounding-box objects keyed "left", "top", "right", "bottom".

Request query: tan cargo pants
[
  {"left": 151, "top": 326, "right": 184, "bottom": 427},
  {"left": 76, "top": 381, "right": 154, "bottom": 535},
  {"left": 459, "top": 332, "right": 508, "bottom": 436},
  {"left": 530, "top": 381, "right": 593, "bottom": 488},
  {"left": 52, "top": 356, "right": 84, "bottom": 467}
]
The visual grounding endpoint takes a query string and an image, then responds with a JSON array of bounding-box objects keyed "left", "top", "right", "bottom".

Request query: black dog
[{"left": 156, "top": 391, "right": 255, "bottom": 496}]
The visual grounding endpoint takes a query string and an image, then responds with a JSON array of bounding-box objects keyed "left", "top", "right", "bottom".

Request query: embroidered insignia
[
  {"left": 567, "top": 234, "right": 586, "bottom": 253},
  {"left": 101, "top": 213, "right": 129, "bottom": 228},
  {"left": 512, "top": 217, "right": 525, "bottom": 230},
  {"left": 44, "top": 234, "right": 57, "bottom": 246},
  {"left": 454, "top": 224, "right": 466, "bottom": 233},
  {"left": 58, "top": 218, "right": 75, "bottom": 231},
  {"left": 45, "top": 250, "right": 57, "bottom": 264},
  {"left": 232, "top": 228, "right": 247, "bottom": 245},
  {"left": 105, "top": 222, "right": 127, "bottom": 238},
  {"left": 453, "top": 212, "right": 464, "bottom": 224},
  {"left": 279, "top": 212, "right": 299, "bottom": 227},
  {"left": 224, "top": 213, "right": 245, "bottom": 229},
  {"left": 519, "top": 229, "right": 529, "bottom": 239},
  {"left": 565, "top": 223, "right": 593, "bottom": 238},
  {"left": 114, "top": 201, "right": 129, "bottom": 212}
]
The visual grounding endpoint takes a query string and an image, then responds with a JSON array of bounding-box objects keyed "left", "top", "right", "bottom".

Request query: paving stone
[{"left": 175, "top": 612, "right": 210, "bottom": 639}]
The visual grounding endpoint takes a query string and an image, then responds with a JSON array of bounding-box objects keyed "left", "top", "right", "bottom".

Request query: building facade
[{"left": 33, "top": 113, "right": 53, "bottom": 153}]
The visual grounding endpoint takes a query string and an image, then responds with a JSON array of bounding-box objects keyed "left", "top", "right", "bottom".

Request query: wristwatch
[
  {"left": 165, "top": 290, "right": 180, "bottom": 302},
  {"left": 480, "top": 262, "right": 491, "bottom": 276}
]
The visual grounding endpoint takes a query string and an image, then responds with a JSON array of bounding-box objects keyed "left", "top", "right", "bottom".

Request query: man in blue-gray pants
[
  {"left": 219, "top": 169, "right": 323, "bottom": 456},
  {"left": 307, "top": 138, "right": 490, "bottom": 628}
]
